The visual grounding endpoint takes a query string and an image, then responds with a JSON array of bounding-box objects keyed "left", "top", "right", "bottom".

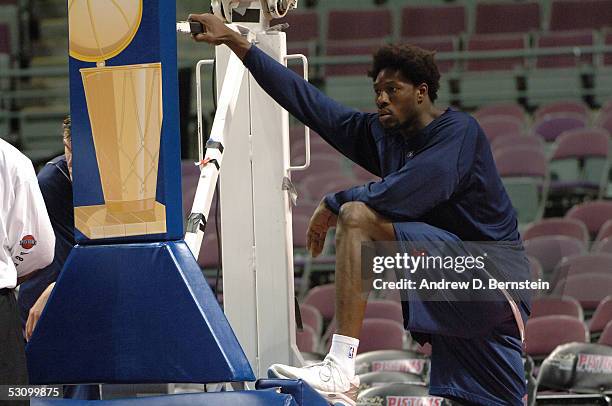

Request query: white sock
[{"left": 327, "top": 334, "right": 359, "bottom": 377}]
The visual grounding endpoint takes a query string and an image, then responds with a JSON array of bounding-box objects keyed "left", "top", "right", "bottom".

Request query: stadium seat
[
  {"left": 358, "top": 371, "right": 424, "bottom": 391},
  {"left": 524, "top": 236, "right": 586, "bottom": 280},
  {"left": 303, "top": 283, "right": 335, "bottom": 322},
  {"left": 595, "top": 219, "right": 612, "bottom": 242},
  {"left": 525, "top": 315, "right": 589, "bottom": 360},
  {"left": 532, "top": 113, "right": 587, "bottom": 142},
  {"left": 474, "top": 102, "right": 526, "bottom": 123},
  {"left": 566, "top": 200, "right": 612, "bottom": 238},
  {"left": 595, "top": 113, "right": 612, "bottom": 140},
  {"left": 358, "top": 319, "right": 406, "bottom": 353},
  {"left": 534, "top": 100, "right": 590, "bottom": 121},
  {"left": 535, "top": 342, "right": 612, "bottom": 401},
  {"left": 465, "top": 34, "right": 527, "bottom": 72},
  {"left": 299, "top": 173, "right": 357, "bottom": 202},
  {"left": 290, "top": 154, "right": 344, "bottom": 184},
  {"left": 535, "top": 31, "right": 595, "bottom": 69},
  {"left": 530, "top": 296, "right": 584, "bottom": 320},
  {"left": 401, "top": 5, "right": 466, "bottom": 39},
  {"left": 494, "top": 146, "right": 549, "bottom": 224},
  {"left": 592, "top": 237, "right": 612, "bottom": 254},
  {"left": 474, "top": 2, "right": 541, "bottom": 35},
  {"left": 354, "top": 349, "right": 430, "bottom": 378},
  {"left": 363, "top": 300, "right": 404, "bottom": 324},
  {"left": 357, "top": 383, "right": 438, "bottom": 405},
  {"left": 273, "top": 10, "right": 319, "bottom": 57},
  {"left": 527, "top": 255, "right": 544, "bottom": 281},
  {"left": 292, "top": 215, "right": 310, "bottom": 249},
  {"left": 549, "top": 0, "right": 612, "bottom": 31},
  {"left": 553, "top": 273, "right": 612, "bottom": 310},
  {"left": 296, "top": 324, "right": 319, "bottom": 353},
  {"left": 550, "top": 253, "right": 612, "bottom": 287},
  {"left": 599, "top": 320, "right": 612, "bottom": 345},
  {"left": 478, "top": 115, "right": 525, "bottom": 142},
  {"left": 523, "top": 217, "right": 589, "bottom": 246},
  {"left": 491, "top": 134, "right": 544, "bottom": 154},
  {"left": 588, "top": 296, "right": 612, "bottom": 339},
  {"left": 299, "top": 303, "right": 323, "bottom": 337},
  {"left": 549, "top": 128, "right": 610, "bottom": 199}
]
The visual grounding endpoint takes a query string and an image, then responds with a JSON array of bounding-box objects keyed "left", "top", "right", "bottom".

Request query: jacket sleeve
[
  {"left": 324, "top": 119, "right": 477, "bottom": 219},
  {"left": 243, "top": 46, "right": 381, "bottom": 176},
  {"left": 6, "top": 161, "right": 55, "bottom": 278}
]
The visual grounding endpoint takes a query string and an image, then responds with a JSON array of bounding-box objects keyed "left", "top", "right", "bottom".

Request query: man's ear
[{"left": 417, "top": 83, "right": 428, "bottom": 103}]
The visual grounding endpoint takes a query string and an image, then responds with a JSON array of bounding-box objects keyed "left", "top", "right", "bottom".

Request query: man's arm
[
  {"left": 8, "top": 162, "right": 55, "bottom": 284},
  {"left": 188, "top": 13, "right": 381, "bottom": 176},
  {"left": 325, "top": 121, "right": 475, "bottom": 220}
]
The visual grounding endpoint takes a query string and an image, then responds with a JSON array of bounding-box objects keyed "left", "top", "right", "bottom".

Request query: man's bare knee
[{"left": 338, "top": 202, "right": 372, "bottom": 229}]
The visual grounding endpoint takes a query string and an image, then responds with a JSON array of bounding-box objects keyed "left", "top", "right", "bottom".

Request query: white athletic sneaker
[{"left": 268, "top": 356, "right": 360, "bottom": 406}]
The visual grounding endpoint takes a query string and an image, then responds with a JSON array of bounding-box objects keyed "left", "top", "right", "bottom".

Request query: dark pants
[{"left": 0, "top": 288, "right": 29, "bottom": 406}]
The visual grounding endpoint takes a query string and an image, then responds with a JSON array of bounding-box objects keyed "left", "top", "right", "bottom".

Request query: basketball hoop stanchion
[{"left": 183, "top": 0, "right": 312, "bottom": 378}]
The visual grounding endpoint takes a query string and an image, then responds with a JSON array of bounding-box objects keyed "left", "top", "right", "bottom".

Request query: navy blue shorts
[{"left": 392, "top": 222, "right": 529, "bottom": 406}]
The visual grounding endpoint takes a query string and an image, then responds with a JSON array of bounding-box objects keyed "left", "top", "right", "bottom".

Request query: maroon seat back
[
  {"left": 532, "top": 113, "right": 587, "bottom": 142},
  {"left": 531, "top": 296, "right": 583, "bottom": 320},
  {"left": 292, "top": 215, "right": 310, "bottom": 248},
  {"left": 273, "top": 11, "right": 319, "bottom": 43},
  {"left": 327, "top": 9, "right": 392, "bottom": 42},
  {"left": 524, "top": 236, "right": 586, "bottom": 277},
  {"left": 592, "top": 237, "right": 612, "bottom": 254},
  {"left": 474, "top": 102, "right": 526, "bottom": 122},
  {"left": 475, "top": 2, "right": 540, "bottom": 35},
  {"left": 595, "top": 113, "right": 612, "bottom": 135},
  {"left": 491, "top": 134, "right": 543, "bottom": 153},
  {"left": 359, "top": 319, "right": 405, "bottom": 353},
  {"left": 401, "top": 5, "right": 465, "bottom": 38},
  {"left": 296, "top": 325, "right": 318, "bottom": 353},
  {"left": 549, "top": 0, "right": 612, "bottom": 31},
  {"left": 478, "top": 116, "right": 524, "bottom": 142},
  {"left": 466, "top": 34, "right": 527, "bottom": 71},
  {"left": 300, "top": 303, "right": 323, "bottom": 337},
  {"left": 525, "top": 315, "right": 588, "bottom": 357},
  {"left": 599, "top": 321, "right": 612, "bottom": 345},
  {"left": 523, "top": 217, "right": 589, "bottom": 246},
  {"left": 553, "top": 273, "right": 612, "bottom": 310},
  {"left": 536, "top": 31, "right": 594, "bottom": 68},
  {"left": 589, "top": 296, "right": 612, "bottom": 334},
  {"left": 494, "top": 146, "right": 548, "bottom": 178},
  {"left": 552, "top": 128, "right": 609, "bottom": 160},
  {"left": 304, "top": 283, "right": 336, "bottom": 321},
  {"left": 364, "top": 300, "right": 404, "bottom": 324},
  {"left": 535, "top": 100, "right": 590, "bottom": 120},
  {"left": 551, "top": 253, "right": 612, "bottom": 287},
  {"left": 566, "top": 200, "right": 612, "bottom": 238}
]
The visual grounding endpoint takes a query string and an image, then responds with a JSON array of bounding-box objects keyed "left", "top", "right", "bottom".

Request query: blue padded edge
[
  {"left": 32, "top": 391, "right": 297, "bottom": 406},
  {"left": 256, "top": 379, "right": 330, "bottom": 406},
  {"left": 27, "top": 241, "right": 254, "bottom": 384}
]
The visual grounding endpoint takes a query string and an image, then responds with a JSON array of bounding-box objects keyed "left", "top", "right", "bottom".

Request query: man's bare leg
[{"left": 334, "top": 201, "right": 395, "bottom": 338}]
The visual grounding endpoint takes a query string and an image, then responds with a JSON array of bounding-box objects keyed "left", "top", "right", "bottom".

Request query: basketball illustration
[{"left": 68, "top": 0, "right": 142, "bottom": 62}]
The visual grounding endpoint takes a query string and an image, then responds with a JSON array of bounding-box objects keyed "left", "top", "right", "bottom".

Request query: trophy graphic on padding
[{"left": 70, "top": 0, "right": 166, "bottom": 238}]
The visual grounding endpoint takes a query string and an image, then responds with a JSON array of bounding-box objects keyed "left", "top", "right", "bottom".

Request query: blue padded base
[
  {"left": 257, "top": 379, "right": 330, "bottom": 406},
  {"left": 32, "top": 391, "right": 296, "bottom": 406},
  {"left": 26, "top": 241, "right": 254, "bottom": 384}
]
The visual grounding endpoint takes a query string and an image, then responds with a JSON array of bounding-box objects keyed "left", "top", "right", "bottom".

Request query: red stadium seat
[
  {"left": 304, "top": 283, "right": 336, "bottom": 322},
  {"left": 491, "top": 134, "right": 543, "bottom": 153},
  {"left": 474, "top": 102, "right": 526, "bottom": 123},
  {"left": 525, "top": 315, "right": 588, "bottom": 359},
  {"left": 300, "top": 303, "right": 324, "bottom": 337},
  {"left": 535, "top": 31, "right": 594, "bottom": 69},
  {"left": 549, "top": 0, "right": 612, "bottom": 31},
  {"left": 466, "top": 34, "right": 528, "bottom": 71},
  {"left": 296, "top": 325, "right": 319, "bottom": 353},
  {"left": 553, "top": 273, "right": 612, "bottom": 310},
  {"left": 589, "top": 296, "right": 612, "bottom": 337},
  {"left": 531, "top": 113, "right": 587, "bottom": 142},
  {"left": 592, "top": 237, "right": 612, "bottom": 254},
  {"left": 478, "top": 116, "right": 524, "bottom": 142},
  {"left": 474, "top": 2, "right": 541, "bottom": 35},
  {"left": 550, "top": 253, "right": 612, "bottom": 288},
  {"left": 524, "top": 236, "right": 586, "bottom": 278},
  {"left": 534, "top": 100, "right": 590, "bottom": 121},
  {"left": 599, "top": 320, "right": 612, "bottom": 345},
  {"left": 358, "top": 319, "right": 406, "bottom": 353},
  {"left": 566, "top": 200, "right": 612, "bottom": 239},
  {"left": 530, "top": 296, "right": 584, "bottom": 320},
  {"left": 401, "top": 5, "right": 465, "bottom": 38},
  {"left": 523, "top": 218, "right": 589, "bottom": 246}
]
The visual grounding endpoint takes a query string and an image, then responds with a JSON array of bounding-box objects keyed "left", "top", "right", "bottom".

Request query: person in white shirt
[{"left": 1, "top": 138, "right": 54, "bottom": 388}]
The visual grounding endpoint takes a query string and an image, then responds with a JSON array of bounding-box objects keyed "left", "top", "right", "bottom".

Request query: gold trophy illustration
[{"left": 70, "top": 0, "right": 166, "bottom": 238}]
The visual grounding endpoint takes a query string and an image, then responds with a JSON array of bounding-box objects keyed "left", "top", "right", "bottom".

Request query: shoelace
[{"left": 305, "top": 359, "right": 347, "bottom": 390}]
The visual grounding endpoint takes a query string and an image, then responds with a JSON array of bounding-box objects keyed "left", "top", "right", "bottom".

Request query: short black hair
[{"left": 368, "top": 44, "right": 441, "bottom": 102}]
